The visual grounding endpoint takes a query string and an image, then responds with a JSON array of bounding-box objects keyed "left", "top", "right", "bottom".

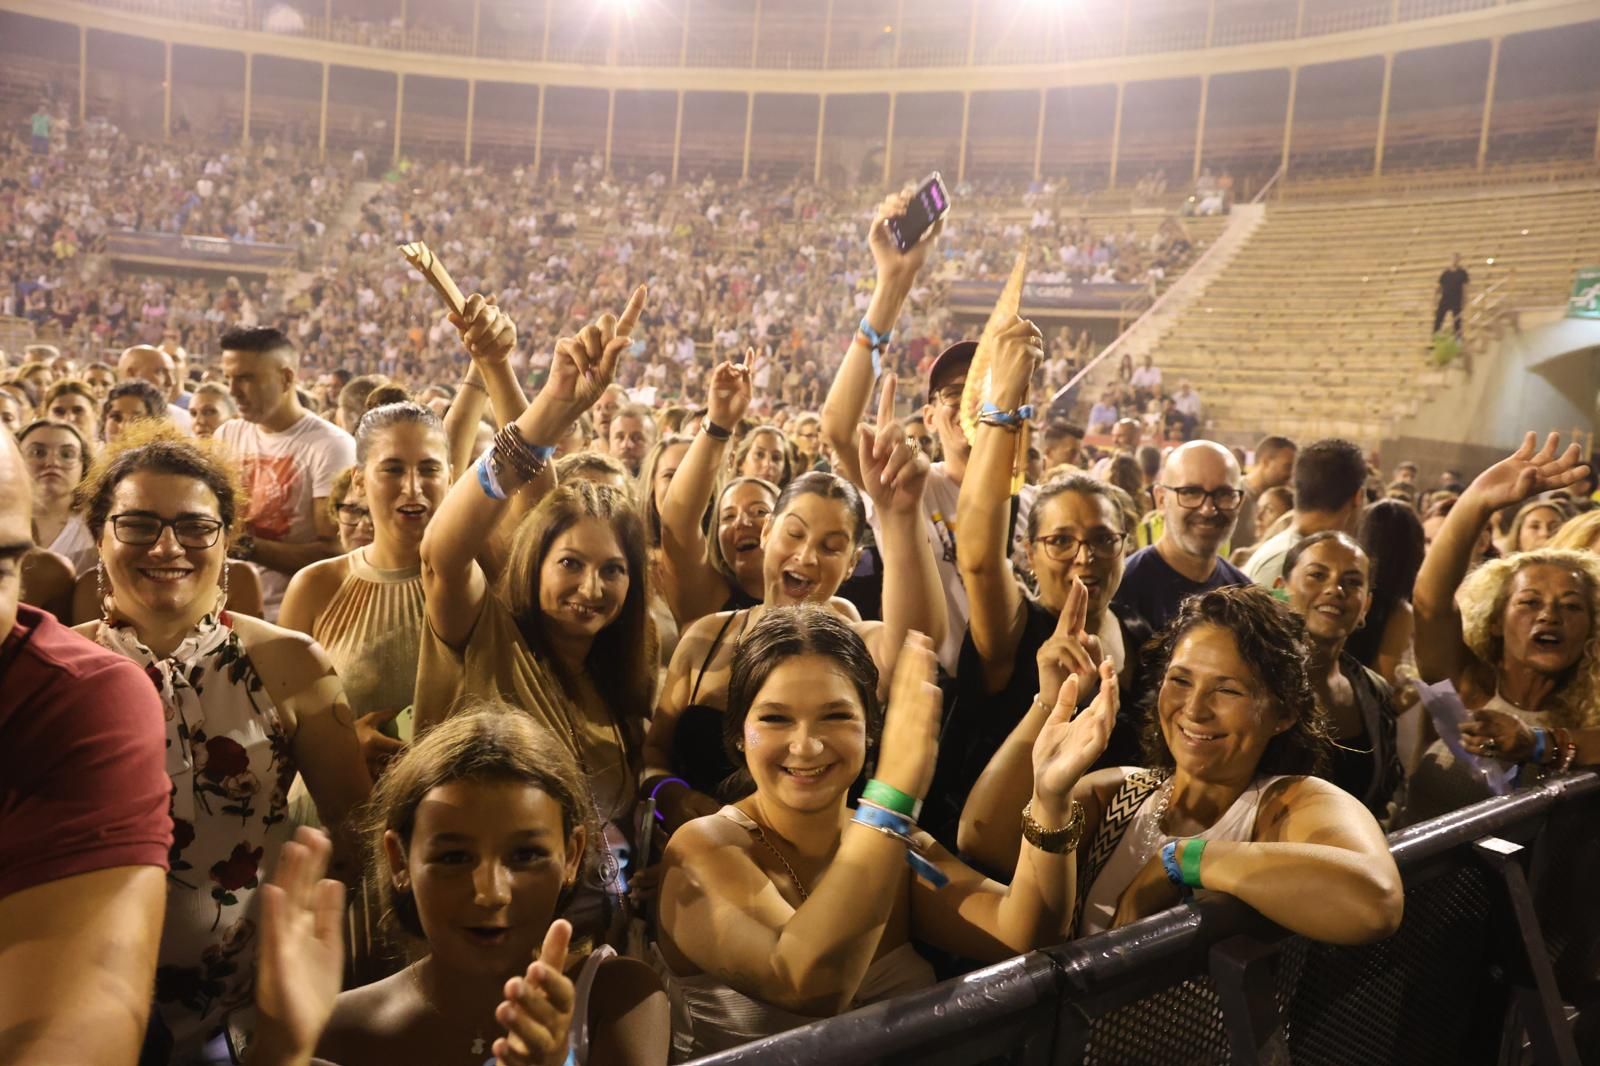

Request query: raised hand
[
  {"left": 353, "top": 707, "right": 406, "bottom": 779},
  {"left": 542, "top": 284, "right": 647, "bottom": 416},
  {"left": 1463, "top": 431, "right": 1590, "bottom": 514},
  {"left": 868, "top": 185, "right": 944, "bottom": 284},
  {"left": 450, "top": 293, "right": 517, "bottom": 367},
  {"left": 1459, "top": 707, "right": 1536, "bottom": 762},
  {"left": 989, "top": 315, "right": 1045, "bottom": 410},
  {"left": 1035, "top": 578, "right": 1106, "bottom": 713},
  {"left": 255, "top": 827, "right": 348, "bottom": 1061},
  {"left": 872, "top": 632, "right": 943, "bottom": 803},
  {"left": 1031, "top": 658, "right": 1118, "bottom": 810},
  {"left": 705, "top": 356, "right": 753, "bottom": 431},
  {"left": 858, "top": 373, "right": 930, "bottom": 517},
  {"left": 493, "top": 919, "right": 576, "bottom": 1066}
]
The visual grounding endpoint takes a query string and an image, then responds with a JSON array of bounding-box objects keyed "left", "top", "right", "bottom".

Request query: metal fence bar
[{"left": 681, "top": 772, "right": 1600, "bottom": 1066}]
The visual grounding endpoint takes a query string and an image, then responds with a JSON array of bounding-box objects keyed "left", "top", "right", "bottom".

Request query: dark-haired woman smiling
[{"left": 965, "top": 585, "right": 1402, "bottom": 945}]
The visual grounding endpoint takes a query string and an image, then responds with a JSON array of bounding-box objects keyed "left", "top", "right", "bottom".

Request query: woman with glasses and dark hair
[
  {"left": 71, "top": 421, "right": 371, "bottom": 1061},
  {"left": 327, "top": 468, "right": 375, "bottom": 553},
  {"left": 935, "top": 319, "right": 1153, "bottom": 861}
]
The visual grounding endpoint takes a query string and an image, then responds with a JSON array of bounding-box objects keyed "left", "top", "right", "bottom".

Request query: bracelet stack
[
  {"left": 978, "top": 402, "right": 1035, "bottom": 430},
  {"left": 1529, "top": 727, "right": 1578, "bottom": 773},
  {"left": 853, "top": 778, "right": 948, "bottom": 888},
  {"left": 1160, "top": 839, "right": 1207, "bottom": 895},
  {"left": 492, "top": 422, "right": 554, "bottom": 484},
  {"left": 1021, "top": 798, "right": 1084, "bottom": 854}
]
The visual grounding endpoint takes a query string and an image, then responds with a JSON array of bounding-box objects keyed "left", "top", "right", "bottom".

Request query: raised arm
[
  {"left": 421, "top": 286, "right": 647, "bottom": 651},
  {"left": 1413, "top": 432, "right": 1589, "bottom": 686},
  {"left": 659, "top": 359, "right": 751, "bottom": 626},
  {"left": 858, "top": 373, "right": 947, "bottom": 666},
  {"left": 442, "top": 362, "right": 488, "bottom": 483},
  {"left": 820, "top": 190, "right": 942, "bottom": 490},
  {"left": 958, "top": 579, "right": 1103, "bottom": 874},
  {"left": 956, "top": 315, "right": 1043, "bottom": 694},
  {"left": 916, "top": 659, "right": 1118, "bottom": 961}
]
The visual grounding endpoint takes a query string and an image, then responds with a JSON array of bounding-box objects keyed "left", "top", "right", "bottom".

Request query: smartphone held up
[{"left": 888, "top": 172, "right": 952, "bottom": 253}]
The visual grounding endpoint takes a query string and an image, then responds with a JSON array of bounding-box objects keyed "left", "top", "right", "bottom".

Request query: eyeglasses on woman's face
[
  {"left": 22, "top": 442, "right": 82, "bottom": 466},
  {"left": 335, "top": 503, "right": 373, "bottom": 526},
  {"left": 108, "top": 513, "right": 225, "bottom": 549},
  {"left": 1031, "top": 530, "right": 1125, "bottom": 562}
]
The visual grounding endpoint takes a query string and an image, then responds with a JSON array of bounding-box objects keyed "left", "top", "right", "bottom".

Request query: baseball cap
[{"left": 926, "top": 340, "right": 977, "bottom": 399}]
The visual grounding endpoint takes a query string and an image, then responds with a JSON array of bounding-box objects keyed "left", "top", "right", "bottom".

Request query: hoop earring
[{"left": 96, "top": 558, "right": 112, "bottom": 625}]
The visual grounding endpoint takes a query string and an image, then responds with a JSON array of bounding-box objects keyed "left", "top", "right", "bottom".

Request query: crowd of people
[{"left": 4, "top": 151, "right": 1600, "bottom": 1066}]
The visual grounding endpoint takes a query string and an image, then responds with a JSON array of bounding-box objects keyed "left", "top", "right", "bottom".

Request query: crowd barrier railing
[{"left": 686, "top": 772, "right": 1600, "bottom": 1065}]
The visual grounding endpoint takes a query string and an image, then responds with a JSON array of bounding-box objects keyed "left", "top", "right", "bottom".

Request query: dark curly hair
[
  {"left": 75, "top": 420, "right": 244, "bottom": 542},
  {"left": 1139, "top": 585, "right": 1333, "bottom": 777},
  {"left": 722, "top": 605, "right": 883, "bottom": 797}
]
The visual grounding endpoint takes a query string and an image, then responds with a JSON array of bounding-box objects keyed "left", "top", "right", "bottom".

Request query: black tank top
[{"left": 673, "top": 609, "right": 754, "bottom": 798}]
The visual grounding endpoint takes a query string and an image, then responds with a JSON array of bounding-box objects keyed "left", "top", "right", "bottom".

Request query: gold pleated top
[{"left": 313, "top": 546, "right": 425, "bottom": 740}]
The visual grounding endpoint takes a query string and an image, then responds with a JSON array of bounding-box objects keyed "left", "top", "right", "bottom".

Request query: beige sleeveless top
[{"left": 313, "top": 546, "right": 424, "bottom": 741}]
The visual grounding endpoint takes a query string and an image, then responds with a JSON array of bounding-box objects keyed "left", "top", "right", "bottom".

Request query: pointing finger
[
  {"left": 877, "top": 372, "right": 897, "bottom": 430},
  {"left": 616, "top": 284, "right": 648, "bottom": 338}
]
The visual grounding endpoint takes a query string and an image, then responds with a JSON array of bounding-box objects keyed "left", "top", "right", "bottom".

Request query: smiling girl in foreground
[{"left": 653, "top": 606, "right": 1110, "bottom": 1058}]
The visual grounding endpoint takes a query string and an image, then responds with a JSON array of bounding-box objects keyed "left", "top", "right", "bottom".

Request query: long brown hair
[
  {"left": 499, "top": 480, "right": 653, "bottom": 737},
  {"left": 368, "top": 704, "right": 599, "bottom": 948}
]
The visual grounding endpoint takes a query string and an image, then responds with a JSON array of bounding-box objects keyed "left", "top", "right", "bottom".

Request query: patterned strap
[{"left": 1073, "top": 769, "right": 1167, "bottom": 930}]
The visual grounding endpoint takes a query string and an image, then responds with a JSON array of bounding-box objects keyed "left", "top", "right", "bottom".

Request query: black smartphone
[{"left": 888, "top": 172, "right": 951, "bottom": 253}]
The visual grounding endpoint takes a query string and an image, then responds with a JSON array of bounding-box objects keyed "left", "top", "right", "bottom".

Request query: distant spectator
[
  {"left": 1087, "top": 389, "right": 1118, "bottom": 434},
  {"left": 1130, "top": 354, "right": 1162, "bottom": 405},
  {"left": 1234, "top": 436, "right": 1298, "bottom": 552},
  {"left": 1433, "top": 254, "right": 1470, "bottom": 339},
  {"left": 101, "top": 380, "right": 168, "bottom": 445},
  {"left": 115, "top": 345, "right": 193, "bottom": 434}
]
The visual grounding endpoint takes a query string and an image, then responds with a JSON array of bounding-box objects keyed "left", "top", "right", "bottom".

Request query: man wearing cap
[{"left": 822, "top": 192, "right": 1034, "bottom": 675}]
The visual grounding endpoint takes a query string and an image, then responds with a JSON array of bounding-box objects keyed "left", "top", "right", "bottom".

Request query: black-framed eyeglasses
[
  {"left": 335, "top": 503, "right": 372, "bottom": 526},
  {"left": 109, "top": 513, "right": 225, "bottom": 548},
  {"left": 1160, "top": 484, "right": 1244, "bottom": 512},
  {"left": 1032, "top": 530, "right": 1126, "bottom": 562}
]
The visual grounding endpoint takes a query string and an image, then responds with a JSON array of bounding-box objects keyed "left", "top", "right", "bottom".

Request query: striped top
[{"left": 313, "top": 546, "right": 423, "bottom": 741}]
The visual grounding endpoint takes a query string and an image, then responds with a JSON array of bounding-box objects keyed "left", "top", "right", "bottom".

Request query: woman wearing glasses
[
  {"left": 16, "top": 419, "right": 96, "bottom": 574},
  {"left": 327, "top": 469, "right": 376, "bottom": 553},
  {"left": 72, "top": 421, "right": 371, "bottom": 1062},
  {"left": 929, "top": 317, "right": 1153, "bottom": 858}
]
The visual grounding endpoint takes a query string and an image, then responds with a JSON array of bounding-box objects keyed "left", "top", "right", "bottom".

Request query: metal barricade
[{"left": 686, "top": 772, "right": 1600, "bottom": 1065}]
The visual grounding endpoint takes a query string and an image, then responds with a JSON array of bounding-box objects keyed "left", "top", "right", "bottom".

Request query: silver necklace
[
  {"left": 749, "top": 821, "right": 810, "bottom": 901},
  {"left": 1140, "top": 776, "right": 1176, "bottom": 860},
  {"left": 408, "top": 961, "right": 490, "bottom": 1059}
]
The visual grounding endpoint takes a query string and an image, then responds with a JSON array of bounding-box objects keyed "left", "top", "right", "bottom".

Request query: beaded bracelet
[{"left": 492, "top": 422, "right": 553, "bottom": 484}]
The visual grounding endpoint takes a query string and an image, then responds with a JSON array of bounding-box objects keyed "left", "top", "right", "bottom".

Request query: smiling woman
[{"left": 70, "top": 422, "right": 371, "bottom": 1059}]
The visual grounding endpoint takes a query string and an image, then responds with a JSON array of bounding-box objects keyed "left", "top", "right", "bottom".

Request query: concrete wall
[{"left": 1383, "top": 307, "right": 1598, "bottom": 481}]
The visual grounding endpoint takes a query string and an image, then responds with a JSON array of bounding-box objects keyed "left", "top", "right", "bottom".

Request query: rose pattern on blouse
[{"left": 97, "top": 614, "right": 292, "bottom": 1055}]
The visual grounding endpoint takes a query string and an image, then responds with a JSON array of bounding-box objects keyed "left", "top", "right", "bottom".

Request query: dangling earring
[
  {"left": 96, "top": 559, "right": 112, "bottom": 625},
  {"left": 218, "top": 562, "right": 231, "bottom": 615}
]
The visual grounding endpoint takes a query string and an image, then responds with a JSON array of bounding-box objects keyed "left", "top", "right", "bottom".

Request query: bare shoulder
[
  {"left": 830, "top": 596, "right": 863, "bottom": 623},
  {"left": 286, "top": 554, "right": 351, "bottom": 600},
  {"left": 228, "top": 614, "right": 334, "bottom": 693},
  {"left": 663, "top": 808, "right": 748, "bottom": 865},
  {"left": 589, "top": 953, "right": 666, "bottom": 1007},
  {"left": 319, "top": 972, "right": 420, "bottom": 1065}
]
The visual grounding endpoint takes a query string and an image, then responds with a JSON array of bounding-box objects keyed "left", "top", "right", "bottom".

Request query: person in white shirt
[
  {"left": 214, "top": 326, "right": 355, "bottom": 620},
  {"left": 115, "top": 345, "right": 194, "bottom": 434},
  {"left": 1244, "top": 439, "right": 1369, "bottom": 589},
  {"left": 1130, "top": 355, "right": 1162, "bottom": 405}
]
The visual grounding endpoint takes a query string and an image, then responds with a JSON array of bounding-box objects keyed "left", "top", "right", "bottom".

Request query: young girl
[
  {"left": 654, "top": 607, "right": 1111, "bottom": 1058},
  {"left": 249, "top": 707, "right": 670, "bottom": 1066}
]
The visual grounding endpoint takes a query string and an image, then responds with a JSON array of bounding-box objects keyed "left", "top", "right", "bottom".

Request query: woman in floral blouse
[{"left": 73, "top": 422, "right": 372, "bottom": 1063}]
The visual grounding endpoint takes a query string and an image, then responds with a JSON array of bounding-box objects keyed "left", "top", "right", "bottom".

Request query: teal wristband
[
  {"left": 862, "top": 779, "right": 921, "bottom": 822},
  {"left": 1179, "top": 838, "right": 1206, "bottom": 890},
  {"left": 1160, "top": 840, "right": 1188, "bottom": 893}
]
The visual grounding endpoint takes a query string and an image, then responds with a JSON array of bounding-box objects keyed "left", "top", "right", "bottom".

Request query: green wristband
[
  {"left": 1179, "top": 839, "right": 1206, "bottom": 890},
  {"left": 862, "top": 779, "right": 921, "bottom": 821}
]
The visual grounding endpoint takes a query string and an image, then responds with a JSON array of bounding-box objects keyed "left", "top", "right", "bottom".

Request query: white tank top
[{"left": 1078, "top": 773, "right": 1294, "bottom": 937}]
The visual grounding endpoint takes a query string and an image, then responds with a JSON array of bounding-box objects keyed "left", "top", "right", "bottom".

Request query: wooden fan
[
  {"left": 399, "top": 241, "right": 467, "bottom": 317},
  {"left": 960, "top": 247, "right": 1031, "bottom": 493}
]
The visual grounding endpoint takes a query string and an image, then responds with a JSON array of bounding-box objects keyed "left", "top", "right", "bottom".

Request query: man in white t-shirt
[{"left": 214, "top": 326, "right": 355, "bottom": 620}]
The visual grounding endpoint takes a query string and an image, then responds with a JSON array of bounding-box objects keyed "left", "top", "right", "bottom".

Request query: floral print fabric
[{"left": 94, "top": 614, "right": 292, "bottom": 1058}]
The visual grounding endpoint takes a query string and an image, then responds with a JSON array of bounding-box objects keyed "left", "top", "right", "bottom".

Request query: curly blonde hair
[{"left": 1456, "top": 548, "right": 1600, "bottom": 728}]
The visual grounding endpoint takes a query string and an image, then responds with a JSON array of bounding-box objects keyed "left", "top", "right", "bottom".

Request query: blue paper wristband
[
  {"left": 978, "top": 402, "right": 1035, "bottom": 427},
  {"left": 852, "top": 803, "right": 949, "bottom": 889},
  {"left": 475, "top": 453, "right": 508, "bottom": 501},
  {"left": 858, "top": 316, "right": 892, "bottom": 378},
  {"left": 1160, "top": 839, "right": 1186, "bottom": 889},
  {"left": 1531, "top": 728, "right": 1549, "bottom": 765}
]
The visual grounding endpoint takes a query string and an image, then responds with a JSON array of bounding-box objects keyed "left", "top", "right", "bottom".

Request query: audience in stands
[{"left": 7, "top": 136, "right": 1600, "bottom": 1065}]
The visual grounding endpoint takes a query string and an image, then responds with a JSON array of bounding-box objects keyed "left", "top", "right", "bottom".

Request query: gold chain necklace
[
  {"left": 407, "top": 961, "right": 490, "bottom": 1060},
  {"left": 748, "top": 821, "right": 810, "bottom": 901}
]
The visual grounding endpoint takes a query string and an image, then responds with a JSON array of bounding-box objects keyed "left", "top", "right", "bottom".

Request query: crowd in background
[{"left": 3, "top": 108, "right": 1600, "bottom": 1066}]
